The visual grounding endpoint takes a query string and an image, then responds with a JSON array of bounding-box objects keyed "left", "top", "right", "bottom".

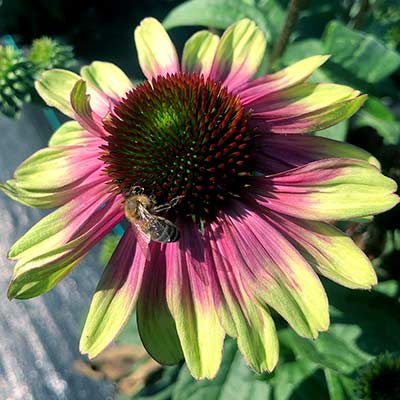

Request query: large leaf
[
  {"left": 354, "top": 97, "right": 400, "bottom": 145},
  {"left": 269, "top": 358, "right": 329, "bottom": 400},
  {"left": 163, "top": 0, "right": 271, "bottom": 40},
  {"left": 322, "top": 21, "right": 400, "bottom": 83},
  {"left": 324, "top": 369, "right": 355, "bottom": 400},
  {"left": 171, "top": 339, "right": 272, "bottom": 399}
]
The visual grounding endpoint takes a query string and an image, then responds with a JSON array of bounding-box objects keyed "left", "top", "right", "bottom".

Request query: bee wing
[
  {"left": 132, "top": 202, "right": 154, "bottom": 261},
  {"left": 131, "top": 223, "right": 152, "bottom": 261}
]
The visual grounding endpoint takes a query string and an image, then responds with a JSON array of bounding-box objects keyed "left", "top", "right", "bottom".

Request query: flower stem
[{"left": 268, "top": 0, "right": 304, "bottom": 71}]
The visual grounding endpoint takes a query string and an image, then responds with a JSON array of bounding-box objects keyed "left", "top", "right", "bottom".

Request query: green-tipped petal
[
  {"left": 48, "top": 121, "right": 93, "bottom": 146},
  {"left": 134, "top": 18, "right": 179, "bottom": 80},
  {"left": 250, "top": 85, "right": 367, "bottom": 134},
  {"left": 137, "top": 244, "right": 183, "bottom": 365},
  {"left": 210, "top": 18, "right": 266, "bottom": 90},
  {"left": 268, "top": 214, "right": 377, "bottom": 289},
  {"left": 252, "top": 159, "right": 399, "bottom": 221},
  {"left": 80, "top": 229, "right": 146, "bottom": 358},
  {"left": 182, "top": 30, "right": 219, "bottom": 78},
  {"left": 239, "top": 55, "right": 330, "bottom": 102},
  {"left": 166, "top": 224, "right": 225, "bottom": 379},
  {"left": 208, "top": 241, "right": 279, "bottom": 372},
  {"left": 7, "top": 189, "right": 119, "bottom": 299},
  {"left": 35, "top": 69, "right": 80, "bottom": 118},
  {"left": 80, "top": 61, "right": 133, "bottom": 100},
  {"left": 2, "top": 140, "right": 103, "bottom": 208}
]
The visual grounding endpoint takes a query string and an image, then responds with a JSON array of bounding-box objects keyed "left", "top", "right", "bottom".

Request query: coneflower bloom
[{"left": 2, "top": 18, "right": 398, "bottom": 379}]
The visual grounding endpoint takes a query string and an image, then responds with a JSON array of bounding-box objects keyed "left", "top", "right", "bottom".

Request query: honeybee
[{"left": 124, "top": 186, "right": 182, "bottom": 243}]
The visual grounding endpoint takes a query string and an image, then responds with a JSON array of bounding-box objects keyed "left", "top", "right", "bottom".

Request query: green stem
[
  {"left": 350, "top": 0, "right": 370, "bottom": 29},
  {"left": 268, "top": 0, "right": 304, "bottom": 71}
]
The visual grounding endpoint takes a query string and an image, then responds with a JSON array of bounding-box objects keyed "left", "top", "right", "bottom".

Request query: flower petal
[
  {"left": 48, "top": 121, "right": 96, "bottom": 147},
  {"left": 250, "top": 158, "right": 399, "bottom": 220},
  {"left": 165, "top": 221, "right": 225, "bottom": 379},
  {"left": 255, "top": 134, "right": 380, "bottom": 174},
  {"left": 217, "top": 201, "right": 329, "bottom": 338},
  {"left": 209, "top": 19, "right": 266, "bottom": 91},
  {"left": 7, "top": 189, "right": 124, "bottom": 299},
  {"left": 236, "top": 55, "right": 330, "bottom": 103},
  {"left": 248, "top": 83, "right": 367, "bottom": 134},
  {"left": 70, "top": 80, "right": 110, "bottom": 137},
  {"left": 264, "top": 212, "right": 377, "bottom": 289},
  {"left": 35, "top": 69, "right": 80, "bottom": 118},
  {"left": 182, "top": 30, "right": 219, "bottom": 78},
  {"left": 206, "top": 225, "right": 279, "bottom": 372},
  {"left": 80, "top": 228, "right": 146, "bottom": 358},
  {"left": 134, "top": 17, "right": 179, "bottom": 80},
  {"left": 137, "top": 243, "right": 183, "bottom": 365},
  {"left": 80, "top": 61, "right": 133, "bottom": 101},
  {"left": 2, "top": 143, "right": 106, "bottom": 208}
]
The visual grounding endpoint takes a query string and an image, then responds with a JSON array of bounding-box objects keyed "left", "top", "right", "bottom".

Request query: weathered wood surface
[{"left": 0, "top": 106, "right": 114, "bottom": 399}]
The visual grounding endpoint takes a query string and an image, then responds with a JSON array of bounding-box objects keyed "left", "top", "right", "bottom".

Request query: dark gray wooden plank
[{"left": 0, "top": 105, "right": 115, "bottom": 399}]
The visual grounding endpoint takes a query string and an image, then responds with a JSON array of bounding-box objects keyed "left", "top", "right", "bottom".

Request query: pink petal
[
  {"left": 165, "top": 220, "right": 225, "bottom": 379},
  {"left": 213, "top": 200, "right": 329, "bottom": 338},
  {"left": 80, "top": 228, "right": 147, "bottom": 358},
  {"left": 254, "top": 134, "right": 379, "bottom": 174},
  {"left": 8, "top": 191, "right": 125, "bottom": 299},
  {"left": 248, "top": 158, "right": 398, "bottom": 221},
  {"left": 71, "top": 80, "right": 111, "bottom": 138},
  {"left": 235, "top": 55, "right": 330, "bottom": 104}
]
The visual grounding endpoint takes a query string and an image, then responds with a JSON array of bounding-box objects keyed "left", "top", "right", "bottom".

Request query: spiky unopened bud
[
  {"left": 29, "top": 37, "right": 75, "bottom": 71},
  {"left": 0, "top": 45, "right": 35, "bottom": 118}
]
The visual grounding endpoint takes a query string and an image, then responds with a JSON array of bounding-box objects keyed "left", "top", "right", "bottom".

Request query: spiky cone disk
[
  {"left": 29, "top": 37, "right": 75, "bottom": 71},
  {"left": 0, "top": 45, "right": 35, "bottom": 118}
]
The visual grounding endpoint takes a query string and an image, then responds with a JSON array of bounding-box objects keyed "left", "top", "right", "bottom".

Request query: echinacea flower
[{"left": 2, "top": 18, "right": 398, "bottom": 379}]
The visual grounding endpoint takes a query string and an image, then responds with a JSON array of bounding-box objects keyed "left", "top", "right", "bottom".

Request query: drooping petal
[
  {"left": 255, "top": 134, "right": 380, "bottom": 174},
  {"left": 7, "top": 189, "right": 124, "bottom": 299},
  {"left": 81, "top": 61, "right": 133, "bottom": 101},
  {"left": 247, "top": 83, "right": 367, "bottom": 134},
  {"left": 209, "top": 19, "right": 266, "bottom": 91},
  {"left": 137, "top": 242, "right": 183, "bottom": 365},
  {"left": 70, "top": 80, "right": 110, "bottom": 137},
  {"left": 182, "top": 30, "right": 220, "bottom": 78},
  {"left": 134, "top": 17, "right": 179, "bottom": 80},
  {"left": 35, "top": 69, "right": 80, "bottom": 118},
  {"left": 165, "top": 221, "right": 225, "bottom": 379},
  {"left": 80, "top": 228, "right": 146, "bottom": 359},
  {"left": 217, "top": 201, "right": 330, "bottom": 339},
  {"left": 48, "top": 121, "right": 98, "bottom": 147},
  {"left": 250, "top": 158, "right": 399, "bottom": 220},
  {"left": 236, "top": 55, "right": 330, "bottom": 103},
  {"left": 264, "top": 211, "right": 377, "bottom": 289},
  {"left": 206, "top": 225, "right": 279, "bottom": 372}
]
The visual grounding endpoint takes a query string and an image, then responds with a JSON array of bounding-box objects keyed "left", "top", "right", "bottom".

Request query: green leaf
[
  {"left": 171, "top": 339, "right": 272, "bottom": 400},
  {"left": 324, "top": 369, "right": 356, "bottom": 400},
  {"left": 270, "top": 358, "right": 329, "bottom": 400},
  {"left": 354, "top": 97, "right": 400, "bottom": 145},
  {"left": 279, "top": 328, "right": 368, "bottom": 375},
  {"left": 322, "top": 21, "right": 400, "bottom": 83},
  {"left": 163, "top": 0, "right": 271, "bottom": 41}
]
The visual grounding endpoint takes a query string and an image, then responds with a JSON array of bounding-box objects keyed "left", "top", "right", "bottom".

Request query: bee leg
[{"left": 152, "top": 195, "right": 184, "bottom": 214}]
